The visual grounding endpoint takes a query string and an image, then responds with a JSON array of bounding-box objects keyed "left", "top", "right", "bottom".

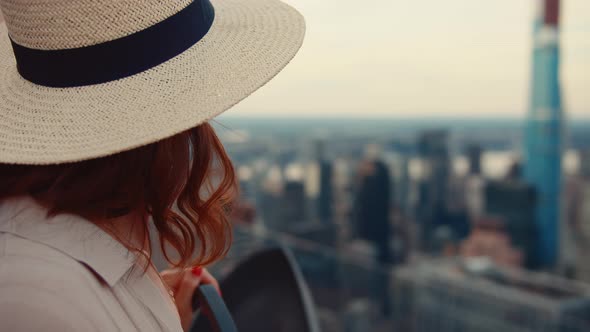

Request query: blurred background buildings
[
  {"left": 212, "top": 113, "right": 590, "bottom": 330},
  {"left": 150, "top": 0, "right": 589, "bottom": 330},
  {"left": 207, "top": 1, "right": 590, "bottom": 326}
]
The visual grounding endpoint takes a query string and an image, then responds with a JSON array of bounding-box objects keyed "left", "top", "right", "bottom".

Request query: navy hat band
[{"left": 9, "top": 0, "right": 215, "bottom": 88}]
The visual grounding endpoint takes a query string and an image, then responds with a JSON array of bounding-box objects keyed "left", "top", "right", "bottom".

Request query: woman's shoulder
[
  {"left": 0, "top": 233, "right": 116, "bottom": 331},
  {"left": 0, "top": 231, "right": 97, "bottom": 283}
]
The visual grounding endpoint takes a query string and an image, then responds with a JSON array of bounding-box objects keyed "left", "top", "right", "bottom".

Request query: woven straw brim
[{"left": 0, "top": 0, "right": 304, "bottom": 164}]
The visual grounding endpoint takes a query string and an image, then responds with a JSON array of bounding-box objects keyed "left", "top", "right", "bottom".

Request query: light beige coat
[{"left": 0, "top": 197, "right": 183, "bottom": 331}]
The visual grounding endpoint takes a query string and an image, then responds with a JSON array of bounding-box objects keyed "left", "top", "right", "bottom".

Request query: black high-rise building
[
  {"left": 485, "top": 180, "right": 538, "bottom": 268},
  {"left": 395, "top": 155, "right": 411, "bottom": 216},
  {"left": 318, "top": 161, "right": 333, "bottom": 223},
  {"left": 282, "top": 180, "right": 306, "bottom": 224},
  {"left": 416, "top": 130, "right": 451, "bottom": 251},
  {"left": 466, "top": 144, "right": 483, "bottom": 175},
  {"left": 354, "top": 158, "right": 393, "bottom": 316},
  {"left": 354, "top": 160, "right": 392, "bottom": 263},
  {"left": 581, "top": 150, "right": 590, "bottom": 179},
  {"left": 314, "top": 139, "right": 333, "bottom": 223}
]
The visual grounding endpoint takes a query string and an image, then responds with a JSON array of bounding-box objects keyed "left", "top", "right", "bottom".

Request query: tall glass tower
[{"left": 523, "top": 0, "right": 563, "bottom": 267}]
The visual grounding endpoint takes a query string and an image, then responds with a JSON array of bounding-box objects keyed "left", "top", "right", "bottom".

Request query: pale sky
[{"left": 229, "top": 0, "right": 590, "bottom": 119}]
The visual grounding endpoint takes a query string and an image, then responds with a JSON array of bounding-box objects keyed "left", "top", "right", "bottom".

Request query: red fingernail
[{"left": 192, "top": 266, "right": 202, "bottom": 277}]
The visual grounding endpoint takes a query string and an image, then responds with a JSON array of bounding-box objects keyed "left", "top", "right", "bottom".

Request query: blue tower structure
[{"left": 523, "top": 0, "right": 563, "bottom": 267}]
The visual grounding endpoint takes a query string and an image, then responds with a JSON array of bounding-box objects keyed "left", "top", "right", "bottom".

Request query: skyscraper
[
  {"left": 353, "top": 157, "right": 393, "bottom": 316},
  {"left": 314, "top": 140, "right": 333, "bottom": 223},
  {"left": 485, "top": 180, "right": 538, "bottom": 268},
  {"left": 580, "top": 150, "right": 590, "bottom": 179},
  {"left": 523, "top": 0, "right": 563, "bottom": 267},
  {"left": 466, "top": 144, "right": 482, "bottom": 175},
  {"left": 416, "top": 130, "right": 450, "bottom": 251},
  {"left": 283, "top": 180, "right": 306, "bottom": 223},
  {"left": 354, "top": 159, "right": 392, "bottom": 263},
  {"left": 318, "top": 161, "right": 333, "bottom": 222}
]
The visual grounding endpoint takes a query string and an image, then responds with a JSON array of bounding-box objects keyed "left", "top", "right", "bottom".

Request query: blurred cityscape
[
  {"left": 213, "top": 116, "right": 590, "bottom": 331},
  {"left": 202, "top": 1, "right": 590, "bottom": 330}
]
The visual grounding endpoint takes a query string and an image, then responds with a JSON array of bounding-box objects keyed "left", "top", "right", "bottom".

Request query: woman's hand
[{"left": 160, "top": 267, "right": 221, "bottom": 332}]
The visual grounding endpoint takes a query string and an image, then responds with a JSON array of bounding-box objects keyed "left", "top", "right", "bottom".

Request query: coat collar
[{"left": 0, "top": 196, "right": 136, "bottom": 287}]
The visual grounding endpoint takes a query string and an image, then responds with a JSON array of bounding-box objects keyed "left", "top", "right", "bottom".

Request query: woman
[{"left": 0, "top": 0, "right": 304, "bottom": 331}]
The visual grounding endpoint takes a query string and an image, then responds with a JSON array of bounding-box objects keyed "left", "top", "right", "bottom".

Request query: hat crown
[{"left": 0, "top": 0, "right": 192, "bottom": 50}]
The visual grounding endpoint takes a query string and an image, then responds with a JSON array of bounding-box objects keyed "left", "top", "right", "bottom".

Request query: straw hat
[{"left": 0, "top": 0, "right": 304, "bottom": 164}]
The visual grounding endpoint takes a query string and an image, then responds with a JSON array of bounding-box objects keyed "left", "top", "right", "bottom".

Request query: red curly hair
[{"left": 0, "top": 123, "right": 237, "bottom": 268}]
